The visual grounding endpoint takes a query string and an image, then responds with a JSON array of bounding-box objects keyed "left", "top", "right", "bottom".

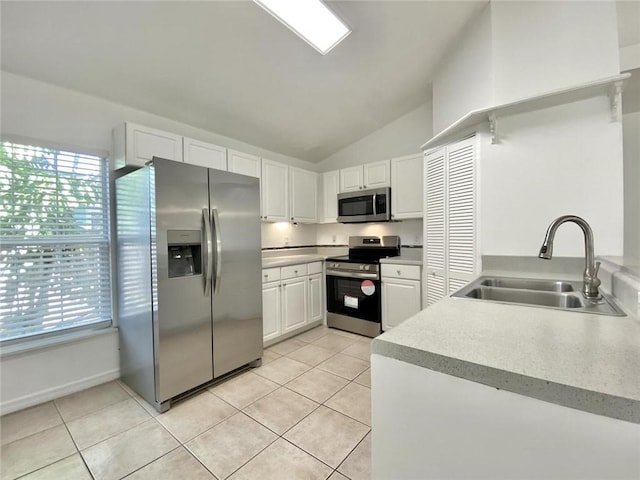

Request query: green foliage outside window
[{"left": 0, "top": 142, "right": 111, "bottom": 342}]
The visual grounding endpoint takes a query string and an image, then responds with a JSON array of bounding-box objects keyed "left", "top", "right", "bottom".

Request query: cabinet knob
[
  {"left": 397, "top": 270, "right": 401, "bottom": 275},
  {"left": 294, "top": 270, "right": 298, "bottom": 274}
]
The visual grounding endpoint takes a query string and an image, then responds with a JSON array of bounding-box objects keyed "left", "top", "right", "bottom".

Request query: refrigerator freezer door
[
  {"left": 209, "top": 169, "right": 263, "bottom": 377},
  {"left": 154, "top": 159, "right": 213, "bottom": 402}
]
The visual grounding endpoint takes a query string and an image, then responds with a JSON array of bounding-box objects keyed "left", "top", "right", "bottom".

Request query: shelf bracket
[
  {"left": 488, "top": 113, "right": 497, "bottom": 144},
  {"left": 610, "top": 81, "right": 623, "bottom": 122}
]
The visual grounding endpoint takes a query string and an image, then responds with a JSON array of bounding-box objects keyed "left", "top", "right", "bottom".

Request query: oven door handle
[{"left": 326, "top": 270, "right": 379, "bottom": 280}]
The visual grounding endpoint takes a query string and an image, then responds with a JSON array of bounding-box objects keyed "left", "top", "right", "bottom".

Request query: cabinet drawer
[
  {"left": 308, "top": 261, "right": 322, "bottom": 275},
  {"left": 262, "top": 268, "right": 281, "bottom": 283},
  {"left": 381, "top": 264, "right": 421, "bottom": 280},
  {"left": 281, "top": 264, "right": 308, "bottom": 280}
]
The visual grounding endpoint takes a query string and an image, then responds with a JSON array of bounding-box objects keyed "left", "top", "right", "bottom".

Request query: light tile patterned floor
[{"left": 0, "top": 326, "right": 372, "bottom": 480}]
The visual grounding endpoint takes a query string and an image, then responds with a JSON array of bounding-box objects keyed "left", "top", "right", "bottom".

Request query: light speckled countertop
[
  {"left": 379, "top": 248, "right": 422, "bottom": 266},
  {"left": 373, "top": 295, "right": 640, "bottom": 423},
  {"left": 262, "top": 254, "right": 325, "bottom": 269}
]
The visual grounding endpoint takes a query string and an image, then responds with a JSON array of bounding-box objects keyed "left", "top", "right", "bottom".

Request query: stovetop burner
[{"left": 325, "top": 236, "right": 401, "bottom": 266}]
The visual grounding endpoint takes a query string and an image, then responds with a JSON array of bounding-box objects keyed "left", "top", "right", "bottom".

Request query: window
[{"left": 0, "top": 141, "right": 112, "bottom": 343}]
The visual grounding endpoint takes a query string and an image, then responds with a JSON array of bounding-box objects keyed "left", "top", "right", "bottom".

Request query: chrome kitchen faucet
[{"left": 538, "top": 215, "right": 601, "bottom": 299}]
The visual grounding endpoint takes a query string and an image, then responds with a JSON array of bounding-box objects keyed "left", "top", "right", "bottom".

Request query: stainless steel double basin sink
[{"left": 452, "top": 276, "right": 625, "bottom": 316}]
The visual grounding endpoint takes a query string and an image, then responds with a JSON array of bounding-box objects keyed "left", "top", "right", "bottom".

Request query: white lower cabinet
[
  {"left": 261, "top": 261, "right": 324, "bottom": 344},
  {"left": 308, "top": 273, "right": 323, "bottom": 323},
  {"left": 262, "top": 280, "right": 282, "bottom": 343},
  {"left": 381, "top": 263, "right": 422, "bottom": 331},
  {"left": 282, "top": 277, "right": 308, "bottom": 333}
]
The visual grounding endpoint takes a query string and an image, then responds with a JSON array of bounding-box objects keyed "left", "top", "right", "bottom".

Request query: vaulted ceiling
[{"left": 1, "top": 1, "right": 637, "bottom": 162}]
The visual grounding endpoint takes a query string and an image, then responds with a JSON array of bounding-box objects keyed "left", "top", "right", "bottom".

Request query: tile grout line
[
  {"left": 3, "top": 326, "right": 370, "bottom": 480},
  {"left": 55, "top": 399, "right": 96, "bottom": 480}
]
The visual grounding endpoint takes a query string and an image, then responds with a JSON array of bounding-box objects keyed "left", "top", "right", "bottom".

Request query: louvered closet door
[
  {"left": 424, "top": 148, "right": 446, "bottom": 305},
  {"left": 447, "top": 137, "right": 476, "bottom": 294}
]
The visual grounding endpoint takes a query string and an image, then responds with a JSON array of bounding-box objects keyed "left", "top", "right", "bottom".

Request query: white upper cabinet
[
  {"left": 113, "top": 122, "right": 183, "bottom": 167},
  {"left": 183, "top": 137, "right": 227, "bottom": 170},
  {"left": 391, "top": 153, "right": 423, "bottom": 220},
  {"left": 261, "top": 158, "right": 289, "bottom": 222},
  {"left": 340, "top": 166, "right": 364, "bottom": 192},
  {"left": 228, "top": 150, "right": 261, "bottom": 178},
  {"left": 363, "top": 160, "right": 391, "bottom": 189},
  {"left": 320, "top": 170, "right": 339, "bottom": 223},
  {"left": 339, "top": 160, "right": 390, "bottom": 192},
  {"left": 290, "top": 167, "right": 318, "bottom": 223}
]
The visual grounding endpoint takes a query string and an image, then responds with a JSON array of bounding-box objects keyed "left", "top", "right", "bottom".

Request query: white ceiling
[
  {"left": 0, "top": 0, "right": 486, "bottom": 162},
  {"left": 1, "top": 1, "right": 637, "bottom": 163}
]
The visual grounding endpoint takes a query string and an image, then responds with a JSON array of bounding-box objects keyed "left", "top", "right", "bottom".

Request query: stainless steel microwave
[{"left": 337, "top": 187, "right": 391, "bottom": 223}]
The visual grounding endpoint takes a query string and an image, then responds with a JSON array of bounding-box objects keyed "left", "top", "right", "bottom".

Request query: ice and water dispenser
[{"left": 167, "top": 230, "right": 202, "bottom": 278}]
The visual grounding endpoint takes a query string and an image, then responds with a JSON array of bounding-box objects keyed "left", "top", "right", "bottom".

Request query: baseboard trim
[{"left": 0, "top": 368, "right": 120, "bottom": 415}]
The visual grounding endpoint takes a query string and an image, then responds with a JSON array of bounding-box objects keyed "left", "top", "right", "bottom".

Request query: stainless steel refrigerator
[{"left": 116, "top": 157, "right": 262, "bottom": 412}]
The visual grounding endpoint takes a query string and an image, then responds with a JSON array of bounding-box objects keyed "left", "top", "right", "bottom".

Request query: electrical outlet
[
  {"left": 414, "top": 235, "right": 420, "bottom": 245},
  {"left": 332, "top": 235, "right": 337, "bottom": 243},
  {"left": 283, "top": 236, "right": 289, "bottom": 245}
]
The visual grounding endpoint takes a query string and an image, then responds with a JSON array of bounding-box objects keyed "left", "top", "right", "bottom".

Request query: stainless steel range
[{"left": 326, "top": 236, "right": 401, "bottom": 337}]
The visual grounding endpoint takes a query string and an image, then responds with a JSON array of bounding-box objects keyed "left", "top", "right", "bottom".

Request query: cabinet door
[
  {"left": 424, "top": 147, "right": 446, "bottom": 306},
  {"left": 340, "top": 166, "right": 363, "bottom": 192},
  {"left": 262, "top": 281, "right": 282, "bottom": 343},
  {"left": 228, "top": 150, "right": 261, "bottom": 178},
  {"left": 290, "top": 167, "right": 318, "bottom": 223},
  {"left": 183, "top": 137, "right": 227, "bottom": 170},
  {"left": 282, "top": 277, "right": 308, "bottom": 333},
  {"left": 392, "top": 154, "right": 423, "bottom": 220},
  {"left": 125, "top": 123, "right": 183, "bottom": 166},
  {"left": 261, "top": 159, "right": 289, "bottom": 222},
  {"left": 321, "top": 170, "right": 339, "bottom": 223},
  {"left": 363, "top": 160, "right": 390, "bottom": 189},
  {"left": 382, "top": 277, "right": 421, "bottom": 331},
  {"left": 446, "top": 137, "right": 476, "bottom": 287},
  {"left": 308, "top": 273, "right": 323, "bottom": 323}
]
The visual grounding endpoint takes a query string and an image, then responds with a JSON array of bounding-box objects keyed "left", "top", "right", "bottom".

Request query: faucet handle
[{"left": 594, "top": 261, "right": 601, "bottom": 277}]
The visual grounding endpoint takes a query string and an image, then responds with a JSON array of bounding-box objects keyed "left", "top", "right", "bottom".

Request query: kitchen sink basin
[
  {"left": 478, "top": 277, "right": 574, "bottom": 292},
  {"left": 465, "top": 286, "right": 583, "bottom": 308},
  {"left": 452, "top": 276, "right": 625, "bottom": 316}
]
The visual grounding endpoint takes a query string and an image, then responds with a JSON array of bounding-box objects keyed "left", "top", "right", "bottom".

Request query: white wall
[
  {"left": 1, "top": 71, "right": 316, "bottom": 171},
  {"left": 261, "top": 223, "right": 318, "bottom": 249},
  {"left": 479, "top": 96, "right": 624, "bottom": 257},
  {"left": 622, "top": 111, "right": 640, "bottom": 263},
  {"left": 317, "top": 101, "right": 433, "bottom": 172},
  {"left": 491, "top": 1, "right": 620, "bottom": 105},
  {"left": 432, "top": 1, "right": 620, "bottom": 135},
  {"left": 432, "top": 4, "right": 493, "bottom": 133},
  {"left": 317, "top": 220, "right": 423, "bottom": 248},
  {"left": 372, "top": 355, "right": 640, "bottom": 480},
  {"left": 0, "top": 331, "right": 119, "bottom": 414}
]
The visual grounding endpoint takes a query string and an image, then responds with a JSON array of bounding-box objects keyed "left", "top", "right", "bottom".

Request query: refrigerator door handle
[
  {"left": 203, "top": 208, "right": 213, "bottom": 296},
  {"left": 212, "top": 207, "right": 222, "bottom": 293}
]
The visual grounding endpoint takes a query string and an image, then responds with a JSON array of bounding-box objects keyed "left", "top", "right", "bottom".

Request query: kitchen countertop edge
[
  {"left": 262, "top": 254, "right": 326, "bottom": 268},
  {"left": 372, "top": 337, "right": 639, "bottom": 424},
  {"left": 372, "top": 297, "right": 640, "bottom": 424}
]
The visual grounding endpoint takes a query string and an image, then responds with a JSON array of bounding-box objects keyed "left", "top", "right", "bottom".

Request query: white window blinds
[{"left": 0, "top": 141, "right": 112, "bottom": 343}]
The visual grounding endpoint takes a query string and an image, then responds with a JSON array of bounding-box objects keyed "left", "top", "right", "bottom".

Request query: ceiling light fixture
[{"left": 253, "top": 0, "right": 351, "bottom": 55}]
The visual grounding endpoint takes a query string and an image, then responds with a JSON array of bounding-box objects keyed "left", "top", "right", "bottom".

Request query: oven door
[{"left": 326, "top": 271, "right": 381, "bottom": 324}]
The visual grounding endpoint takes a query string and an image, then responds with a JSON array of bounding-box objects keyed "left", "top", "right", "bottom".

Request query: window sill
[{"left": 0, "top": 325, "right": 117, "bottom": 359}]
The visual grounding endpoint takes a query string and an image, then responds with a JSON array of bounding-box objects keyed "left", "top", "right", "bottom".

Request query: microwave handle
[{"left": 372, "top": 193, "right": 377, "bottom": 216}]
